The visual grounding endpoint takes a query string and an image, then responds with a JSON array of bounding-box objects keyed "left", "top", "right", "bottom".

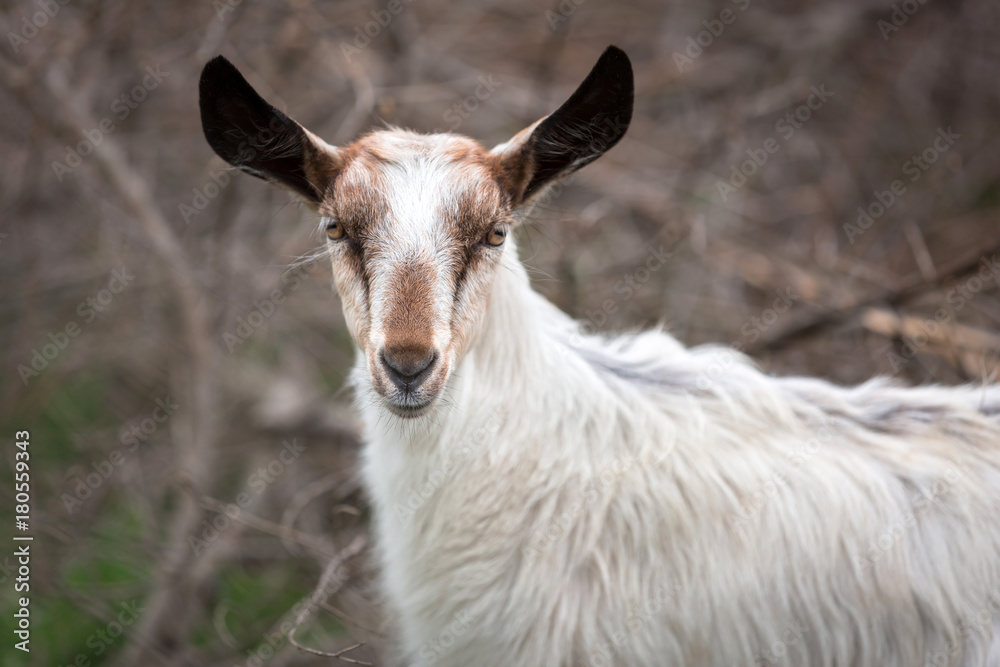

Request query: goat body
[
  {"left": 360, "top": 238, "right": 1000, "bottom": 667},
  {"left": 198, "top": 46, "right": 1000, "bottom": 667}
]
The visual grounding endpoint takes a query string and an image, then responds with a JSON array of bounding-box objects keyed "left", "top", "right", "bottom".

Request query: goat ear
[
  {"left": 198, "top": 56, "right": 339, "bottom": 205},
  {"left": 493, "top": 45, "right": 633, "bottom": 206}
]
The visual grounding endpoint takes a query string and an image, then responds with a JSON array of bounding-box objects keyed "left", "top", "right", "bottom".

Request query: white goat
[{"left": 200, "top": 47, "right": 1000, "bottom": 667}]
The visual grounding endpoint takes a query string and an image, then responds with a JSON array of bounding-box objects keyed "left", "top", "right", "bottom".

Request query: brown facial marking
[
  {"left": 320, "top": 143, "right": 390, "bottom": 350},
  {"left": 445, "top": 188, "right": 499, "bottom": 307},
  {"left": 323, "top": 130, "right": 518, "bottom": 389},
  {"left": 438, "top": 137, "right": 520, "bottom": 211},
  {"left": 335, "top": 171, "right": 389, "bottom": 240},
  {"left": 382, "top": 260, "right": 437, "bottom": 359},
  {"left": 432, "top": 171, "right": 507, "bottom": 362},
  {"left": 451, "top": 187, "right": 503, "bottom": 238}
]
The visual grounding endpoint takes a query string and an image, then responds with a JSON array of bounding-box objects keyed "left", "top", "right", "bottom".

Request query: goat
[{"left": 199, "top": 47, "right": 1000, "bottom": 667}]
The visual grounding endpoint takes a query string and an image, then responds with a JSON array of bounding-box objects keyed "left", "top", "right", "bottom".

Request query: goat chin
[{"left": 351, "top": 238, "right": 1000, "bottom": 667}]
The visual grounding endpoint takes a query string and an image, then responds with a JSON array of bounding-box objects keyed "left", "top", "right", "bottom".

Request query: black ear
[
  {"left": 198, "top": 56, "right": 338, "bottom": 204},
  {"left": 498, "top": 46, "right": 634, "bottom": 204}
]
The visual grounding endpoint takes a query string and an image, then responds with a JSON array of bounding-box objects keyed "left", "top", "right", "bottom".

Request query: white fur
[
  {"left": 367, "top": 152, "right": 461, "bottom": 355},
  {"left": 349, "top": 232, "right": 1000, "bottom": 667}
]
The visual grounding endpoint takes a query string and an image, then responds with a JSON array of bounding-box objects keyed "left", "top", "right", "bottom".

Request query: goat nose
[{"left": 380, "top": 345, "right": 437, "bottom": 390}]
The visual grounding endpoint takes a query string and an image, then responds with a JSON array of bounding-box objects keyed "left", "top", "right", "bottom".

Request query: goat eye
[
  {"left": 326, "top": 221, "right": 346, "bottom": 241},
  {"left": 483, "top": 225, "right": 506, "bottom": 247}
]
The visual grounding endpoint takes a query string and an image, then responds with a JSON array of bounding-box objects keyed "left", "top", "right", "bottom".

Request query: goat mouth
[{"left": 385, "top": 400, "right": 434, "bottom": 419}]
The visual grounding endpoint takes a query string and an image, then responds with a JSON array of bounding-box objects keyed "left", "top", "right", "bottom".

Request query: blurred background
[{"left": 2, "top": 0, "right": 999, "bottom": 664}]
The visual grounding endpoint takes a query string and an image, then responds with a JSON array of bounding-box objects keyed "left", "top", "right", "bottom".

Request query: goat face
[
  {"left": 199, "top": 47, "right": 633, "bottom": 418},
  {"left": 320, "top": 131, "right": 512, "bottom": 417}
]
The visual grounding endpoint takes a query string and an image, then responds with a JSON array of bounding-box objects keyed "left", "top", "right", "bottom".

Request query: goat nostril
[{"left": 380, "top": 347, "right": 437, "bottom": 388}]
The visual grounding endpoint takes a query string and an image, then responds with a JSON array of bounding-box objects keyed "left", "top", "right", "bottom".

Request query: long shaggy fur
[
  {"left": 196, "top": 49, "right": 1000, "bottom": 667},
  {"left": 356, "top": 238, "right": 1000, "bottom": 667}
]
